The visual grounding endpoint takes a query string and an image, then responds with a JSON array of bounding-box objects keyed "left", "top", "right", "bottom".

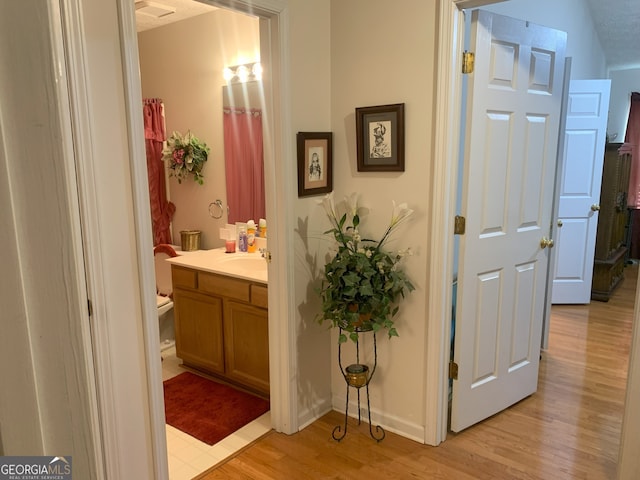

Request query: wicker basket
[{"left": 180, "top": 230, "right": 201, "bottom": 251}]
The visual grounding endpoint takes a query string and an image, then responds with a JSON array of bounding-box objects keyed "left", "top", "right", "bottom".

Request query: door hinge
[
  {"left": 87, "top": 299, "right": 93, "bottom": 317},
  {"left": 449, "top": 361, "right": 459, "bottom": 380},
  {"left": 454, "top": 215, "right": 466, "bottom": 235},
  {"left": 462, "top": 51, "right": 475, "bottom": 74}
]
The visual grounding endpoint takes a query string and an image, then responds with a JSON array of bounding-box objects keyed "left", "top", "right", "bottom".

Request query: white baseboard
[{"left": 331, "top": 393, "right": 425, "bottom": 443}]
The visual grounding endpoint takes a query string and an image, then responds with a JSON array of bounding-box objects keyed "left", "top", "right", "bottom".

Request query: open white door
[
  {"left": 551, "top": 80, "right": 611, "bottom": 304},
  {"left": 451, "top": 10, "right": 566, "bottom": 432}
]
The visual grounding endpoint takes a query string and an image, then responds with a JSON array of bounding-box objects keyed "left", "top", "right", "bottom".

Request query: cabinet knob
[{"left": 557, "top": 219, "right": 563, "bottom": 227}]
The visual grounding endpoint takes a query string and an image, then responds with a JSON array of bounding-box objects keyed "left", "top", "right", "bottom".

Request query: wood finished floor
[{"left": 196, "top": 265, "right": 637, "bottom": 480}]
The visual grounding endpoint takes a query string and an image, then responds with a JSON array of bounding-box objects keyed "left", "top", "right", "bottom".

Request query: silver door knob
[
  {"left": 557, "top": 219, "right": 563, "bottom": 227},
  {"left": 591, "top": 204, "right": 601, "bottom": 212}
]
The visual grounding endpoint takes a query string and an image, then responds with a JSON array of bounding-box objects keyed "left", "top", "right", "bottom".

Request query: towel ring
[{"left": 208, "top": 200, "right": 224, "bottom": 219}]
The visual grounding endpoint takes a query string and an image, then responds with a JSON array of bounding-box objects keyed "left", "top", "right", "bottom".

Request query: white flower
[
  {"left": 390, "top": 200, "right": 413, "bottom": 228},
  {"left": 320, "top": 192, "right": 337, "bottom": 223},
  {"left": 345, "top": 192, "right": 359, "bottom": 217}
]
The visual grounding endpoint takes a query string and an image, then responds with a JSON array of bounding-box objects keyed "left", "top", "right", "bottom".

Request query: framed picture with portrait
[
  {"left": 297, "top": 131, "right": 333, "bottom": 197},
  {"left": 356, "top": 103, "right": 405, "bottom": 172}
]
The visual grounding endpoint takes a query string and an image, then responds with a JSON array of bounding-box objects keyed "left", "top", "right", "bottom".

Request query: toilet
[{"left": 154, "top": 244, "right": 177, "bottom": 351}]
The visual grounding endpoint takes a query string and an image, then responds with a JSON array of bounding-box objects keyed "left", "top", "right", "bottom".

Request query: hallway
[{"left": 195, "top": 266, "right": 637, "bottom": 479}]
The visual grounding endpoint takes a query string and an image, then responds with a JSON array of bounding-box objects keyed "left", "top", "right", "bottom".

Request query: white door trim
[
  {"left": 429, "top": 0, "right": 526, "bottom": 446},
  {"left": 116, "top": 1, "right": 169, "bottom": 476},
  {"left": 426, "top": 0, "right": 465, "bottom": 445}
]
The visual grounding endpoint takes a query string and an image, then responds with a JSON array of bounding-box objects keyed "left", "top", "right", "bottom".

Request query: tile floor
[{"left": 161, "top": 346, "right": 272, "bottom": 480}]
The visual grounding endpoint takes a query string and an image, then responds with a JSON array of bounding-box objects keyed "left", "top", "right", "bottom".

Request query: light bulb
[
  {"left": 236, "top": 65, "right": 249, "bottom": 83},
  {"left": 223, "top": 67, "right": 234, "bottom": 82},
  {"left": 252, "top": 63, "right": 263, "bottom": 79}
]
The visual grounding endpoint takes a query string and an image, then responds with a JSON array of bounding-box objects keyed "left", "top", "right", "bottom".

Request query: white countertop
[{"left": 167, "top": 247, "right": 268, "bottom": 284}]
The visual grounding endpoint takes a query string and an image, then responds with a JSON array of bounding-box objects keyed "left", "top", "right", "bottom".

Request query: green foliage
[
  {"left": 162, "top": 130, "right": 210, "bottom": 185},
  {"left": 317, "top": 193, "right": 415, "bottom": 343}
]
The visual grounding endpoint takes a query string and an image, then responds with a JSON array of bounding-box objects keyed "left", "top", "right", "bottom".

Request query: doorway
[
  {"left": 135, "top": 5, "right": 274, "bottom": 478},
  {"left": 115, "top": 0, "right": 296, "bottom": 477},
  {"left": 429, "top": 0, "right": 639, "bottom": 450}
]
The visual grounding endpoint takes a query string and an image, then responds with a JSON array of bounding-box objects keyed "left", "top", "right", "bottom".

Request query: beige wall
[
  {"left": 324, "top": 0, "right": 436, "bottom": 437},
  {"left": 289, "top": 0, "right": 334, "bottom": 427},
  {"left": 608, "top": 68, "right": 640, "bottom": 141},
  {"left": 138, "top": 10, "right": 260, "bottom": 250}
]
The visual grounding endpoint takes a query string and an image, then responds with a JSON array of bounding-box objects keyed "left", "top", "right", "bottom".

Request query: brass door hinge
[
  {"left": 454, "top": 215, "right": 466, "bottom": 235},
  {"left": 449, "top": 361, "right": 459, "bottom": 380},
  {"left": 462, "top": 51, "right": 475, "bottom": 74}
]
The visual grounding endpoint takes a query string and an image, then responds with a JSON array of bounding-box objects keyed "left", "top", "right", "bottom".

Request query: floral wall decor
[{"left": 162, "top": 130, "right": 210, "bottom": 185}]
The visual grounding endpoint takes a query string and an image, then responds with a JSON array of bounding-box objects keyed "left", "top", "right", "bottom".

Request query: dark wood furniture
[{"left": 592, "top": 143, "right": 632, "bottom": 301}]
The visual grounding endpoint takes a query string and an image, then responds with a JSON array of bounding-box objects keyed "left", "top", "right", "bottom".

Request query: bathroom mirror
[{"left": 222, "top": 81, "right": 266, "bottom": 224}]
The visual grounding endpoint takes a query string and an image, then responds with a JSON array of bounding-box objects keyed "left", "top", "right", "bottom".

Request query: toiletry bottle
[
  {"left": 238, "top": 226, "right": 248, "bottom": 252},
  {"left": 258, "top": 218, "right": 267, "bottom": 238},
  {"left": 246, "top": 220, "right": 257, "bottom": 253}
]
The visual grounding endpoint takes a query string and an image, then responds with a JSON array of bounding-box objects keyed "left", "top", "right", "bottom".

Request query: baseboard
[
  {"left": 297, "top": 398, "right": 333, "bottom": 431},
  {"left": 331, "top": 392, "right": 425, "bottom": 443}
]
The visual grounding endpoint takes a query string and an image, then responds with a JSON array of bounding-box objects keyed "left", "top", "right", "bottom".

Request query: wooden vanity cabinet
[
  {"left": 173, "top": 289, "right": 224, "bottom": 374},
  {"left": 171, "top": 265, "right": 269, "bottom": 395},
  {"left": 223, "top": 300, "right": 270, "bottom": 394}
]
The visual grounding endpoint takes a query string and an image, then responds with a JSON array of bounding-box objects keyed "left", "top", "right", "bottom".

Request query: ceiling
[
  {"left": 584, "top": 0, "right": 640, "bottom": 69},
  {"left": 134, "top": 0, "right": 640, "bottom": 69},
  {"left": 134, "top": 0, "right": 216, "bottom": 32}
]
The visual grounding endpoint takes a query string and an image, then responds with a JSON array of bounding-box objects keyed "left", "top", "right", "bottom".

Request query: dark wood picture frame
[
  {"left": 297, "top": 132, "right": 333, "bottom": 197},
  {"left": 356, "top": 103, "right": 405, "bottom": 172}
]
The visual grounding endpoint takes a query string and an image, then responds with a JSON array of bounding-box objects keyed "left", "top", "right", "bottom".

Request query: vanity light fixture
[{"left": 223, "top": 62, "right": 263, "bottom": 83}]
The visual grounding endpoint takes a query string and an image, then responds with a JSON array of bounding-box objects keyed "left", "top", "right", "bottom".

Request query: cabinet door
[
  {"left": 174, "top": 288, "right": 224, "bottom": 374},
  {"left": 223, "top": 300, "right": 270, "bottom": 395}
]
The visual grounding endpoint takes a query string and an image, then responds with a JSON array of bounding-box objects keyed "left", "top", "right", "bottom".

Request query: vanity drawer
[
  {"left": 199, "top": 271, "right": 250, "bottom": 302},
  {"left": 172, "top": 266, "right": 197, "bottom": 289},
  {"left": 251, "top": 284, "right": 268, "bottom": 308}
]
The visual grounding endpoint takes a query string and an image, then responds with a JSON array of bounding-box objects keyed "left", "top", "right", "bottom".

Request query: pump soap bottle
[
  {"left": 246, "top": 220, "right": 257, "bottom": 253},
  {"left": 238, "top": 226, "right": 248, "bottom": 252}
]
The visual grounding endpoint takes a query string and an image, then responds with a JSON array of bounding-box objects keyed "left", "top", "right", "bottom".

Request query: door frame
[
  {"left": 64, "top": 0, "right": 295, "bottom": 477},
  {"left": 116, "top": 0, "right": 298, "bottom": 467},
  {"left": 426, "top": 0, "right": 464, "bottom": 445},
  {"left": 430, "top": 0, "right": 514, "bottom": 444}
]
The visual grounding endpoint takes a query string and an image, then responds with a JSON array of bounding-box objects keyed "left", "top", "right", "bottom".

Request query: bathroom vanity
[{"left": 168, "top": 250, "right": 269, "bottom": 396}]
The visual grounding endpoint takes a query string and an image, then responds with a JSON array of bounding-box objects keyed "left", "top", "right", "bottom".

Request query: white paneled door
[
  {"left": 552, "top": 80, "right": 611, "bottom": 304},
  {"left": 451, "top": 10, "right": 567, "bottom": 432}
]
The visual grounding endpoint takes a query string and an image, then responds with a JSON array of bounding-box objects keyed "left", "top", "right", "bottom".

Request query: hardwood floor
[{"left": 196, "top": 266, "right": 637, "bottom": 480}]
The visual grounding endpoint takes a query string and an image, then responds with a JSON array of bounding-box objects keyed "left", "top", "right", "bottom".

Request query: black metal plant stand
[{"left": 332, "top": 326, "right": 385, "bottom": 442}]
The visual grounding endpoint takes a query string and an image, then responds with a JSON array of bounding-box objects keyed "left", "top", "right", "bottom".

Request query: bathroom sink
[
  {"left": 216, "top": 255, "right": 267, "bottom": 271},
  {"left": 168, "top": 249, "right": 268, "bottom": 283}
]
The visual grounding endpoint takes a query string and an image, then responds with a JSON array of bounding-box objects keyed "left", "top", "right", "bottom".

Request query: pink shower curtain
[
  {"left": 144, "top": 98, "right": 175, "bottom": 245},
  {"left": 223, "top": 107, "right": 265, "bottom": 224},
  {"left": 625, "top": 92, "right": 640, "bottom": 208}
]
